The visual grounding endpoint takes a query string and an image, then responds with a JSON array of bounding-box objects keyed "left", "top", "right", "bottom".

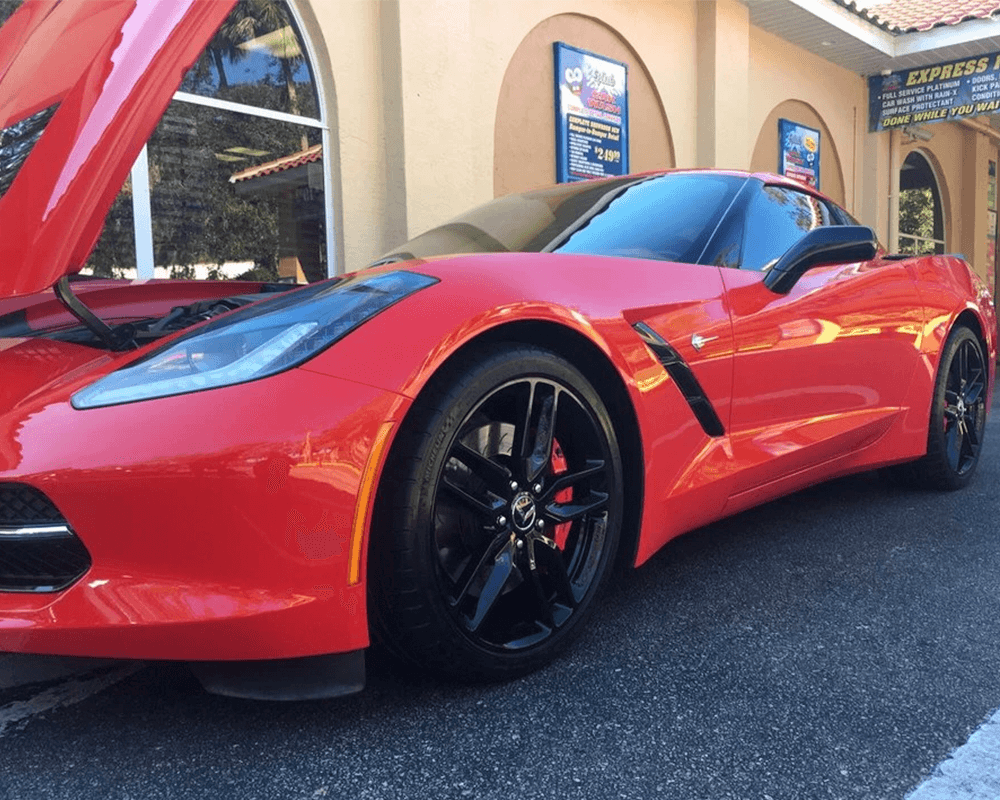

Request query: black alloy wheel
[
  {"left": 941, "top": 333, "right": 987, "bottom": 476},
  {"left": 908, "top": 325, "right": 988, "bottom": 490},
  {"left": 371, "top": 345, "right": 623, "bottom": 680}
]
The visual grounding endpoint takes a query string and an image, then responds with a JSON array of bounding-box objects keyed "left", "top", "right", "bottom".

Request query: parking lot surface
[{"left": 1, "top": 392, "right": 999, "bottom": 799}]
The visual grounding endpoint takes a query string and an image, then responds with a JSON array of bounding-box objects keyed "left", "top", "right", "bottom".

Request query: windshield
[{"left": 381, "top": 172, "right": 746, "bottom": 266}]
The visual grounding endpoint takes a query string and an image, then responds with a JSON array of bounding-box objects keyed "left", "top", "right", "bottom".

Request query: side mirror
[{"left": 763, "top": 225, "right": 878, "bottom": 294}]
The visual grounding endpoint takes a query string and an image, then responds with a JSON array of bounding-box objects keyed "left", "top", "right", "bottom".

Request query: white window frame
[
  {"left": 128, "top": 0, "right": 337, "bottom": 280},
  {"left": 898, "top": 231, "right": 946, "bottom": 255}
]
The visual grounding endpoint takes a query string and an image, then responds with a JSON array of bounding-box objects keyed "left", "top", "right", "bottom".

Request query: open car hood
[{"left": 0, "top": 0, "right": 234, "bottom": 298}]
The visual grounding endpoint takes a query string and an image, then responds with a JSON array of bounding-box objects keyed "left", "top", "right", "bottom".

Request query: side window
[
  {"left": 820, "top": 199, "right": 845, "bottom": 225},
  {"left": 552, "top": 174, "right": 744, "bottom": 265},
  {"left": 741, "top": 186, "right": 832, "bottom": 271},
  {"left": 84, "top": 0, "right": 328, "bottom": 283}
]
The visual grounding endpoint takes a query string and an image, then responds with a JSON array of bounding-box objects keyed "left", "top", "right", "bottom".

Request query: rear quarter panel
[{"left": 904, "top": 255, "right": 997, "bottom": 435}]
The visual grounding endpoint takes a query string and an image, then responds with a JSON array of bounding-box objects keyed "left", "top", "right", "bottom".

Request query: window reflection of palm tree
[
  {"left": 763, "top": 185, "right": 818, "bottom": 232},
  {"left": 208, "top": 1, "right": 305, "bottom": 120}
]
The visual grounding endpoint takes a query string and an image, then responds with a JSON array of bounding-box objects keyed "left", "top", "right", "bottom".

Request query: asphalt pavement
[{"left": 1, "top": 390, "right": 1000, "bottom": 799}]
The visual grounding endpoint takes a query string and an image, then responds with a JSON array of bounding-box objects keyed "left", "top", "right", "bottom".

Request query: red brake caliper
[{"left": 550, "top": 438, "right": 572, "bottom": 549}]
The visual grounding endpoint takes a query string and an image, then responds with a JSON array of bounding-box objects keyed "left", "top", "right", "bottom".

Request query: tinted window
[
  {"left": 82, "top": 0, "right": 326, "bottom": 283},
  {"left": 838, "top": 207, "right": 862, "bottom": 226},
  {"left": 819, "top": 199, "right": 845, "bottom": 225},
  {"left": 179, "top": 1, "right": 319, "bottom": 119},
  {"left": 553, "top": 174, "right": 743, "bottom": 264},
  {"left": 741, "top": 186, "right": 832, "bottom": 271},
  {"left": 386, "top": 173, "right": 745, "bottom": 266},
  {"left": 385, "top": 176, "right": 644, "bottom": 261}
]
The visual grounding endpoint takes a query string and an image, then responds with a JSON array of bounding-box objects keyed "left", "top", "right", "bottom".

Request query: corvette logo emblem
[
  {"left": 691, "top": 333, "right": 718, "bottom": 351},
  {"left": 511, "top": 492, "right": 537, "bottom": 531}
]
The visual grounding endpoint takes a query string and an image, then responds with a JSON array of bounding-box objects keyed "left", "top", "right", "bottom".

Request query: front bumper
[{"left": 0, "top": 364, "right": 408, "bottom": 661}]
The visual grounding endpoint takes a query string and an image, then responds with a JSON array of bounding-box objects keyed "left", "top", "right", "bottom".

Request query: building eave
[{"left": 748, "top": 0, "right": 1000, "bottom": 75}]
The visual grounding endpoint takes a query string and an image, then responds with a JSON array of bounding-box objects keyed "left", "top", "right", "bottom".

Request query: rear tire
[
  {"left": 904, "top": 325, "right": 988, "bottom": 490},
  {"left": 370, "top": 345, "right": 623, "bottom": 681}
]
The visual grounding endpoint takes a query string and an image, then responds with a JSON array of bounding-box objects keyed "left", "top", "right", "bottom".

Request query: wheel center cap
[
  {"left": 511, "top": 492, "right": 537, "bottom": 532},
  {"left": 957, "top": 398, "right": 966, "bottom": 415}
]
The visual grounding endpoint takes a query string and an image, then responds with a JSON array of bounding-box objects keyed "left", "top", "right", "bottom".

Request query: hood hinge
[{"left": 53, "top": 276, "right": 137, "bottom": 351}]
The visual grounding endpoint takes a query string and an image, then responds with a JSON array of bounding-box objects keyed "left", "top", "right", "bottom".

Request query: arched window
[
  {"left": 898, "top": 151, "right": 945, "bottom": 256},
  {"left": 80, "top": 0, "right": 332, "bottom": 283}
]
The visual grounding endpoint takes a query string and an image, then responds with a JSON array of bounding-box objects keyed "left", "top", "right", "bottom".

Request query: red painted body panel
[
  {"left": 0, "top": 0, "right": 995, "bottom": 666},
  {"left": 302, "top": 252, "right": 995, "bottom": 568},
  {"left": 0, "top": 247, "right": 994, "bottom": 660},
  {"left": 0, "top": 279, "right": 278, "bottom": 331},
  {"left": 903, "top": 255, "right": 998, "bottom": 444},
  {"left": 0, "top": 343, "right": 411, "bottom": 658},
  {"left": 719, "top": 257, "right": 922, "bottom": 494},
  {"left": 304, "top": 255, "right": 743, "bottom": 565}
]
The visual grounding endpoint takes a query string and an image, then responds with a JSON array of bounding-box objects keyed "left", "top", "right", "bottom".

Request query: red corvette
[{"left": 0, "top": 1, "right": 995, "bottom": 699}]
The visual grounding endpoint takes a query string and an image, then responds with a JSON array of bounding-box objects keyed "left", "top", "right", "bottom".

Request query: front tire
[{"left": 371, "top": 345, "right": 623, "bottom": 681}]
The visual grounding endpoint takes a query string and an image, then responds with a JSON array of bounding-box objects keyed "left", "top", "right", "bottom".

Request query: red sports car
[{"left": 0, "top": 1, "right": 995, "bottom": 699}]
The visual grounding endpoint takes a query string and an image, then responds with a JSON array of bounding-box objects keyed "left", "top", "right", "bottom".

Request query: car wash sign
[
  {"left": 779, "top": 119, "right": 820, "bottom": 189},
  {"left": 869, "top": 53, "right": 1000, "bottom": 131},
  {"left": 554, "top": 43, "right": 629, "bottom": 183}
]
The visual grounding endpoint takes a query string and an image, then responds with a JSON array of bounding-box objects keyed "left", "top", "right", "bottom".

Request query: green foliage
[
  {"left": 898, "top": 187, "right": 940, "bottom": 255},
  {"left": 85, "top": 193, "right": 136, "bottom": 277},
  {"left": 151, "top": 103, "right": 287, "bottom": 273},
  {"left": 899, "top": 187, "right": 935, "bottom": 240}
]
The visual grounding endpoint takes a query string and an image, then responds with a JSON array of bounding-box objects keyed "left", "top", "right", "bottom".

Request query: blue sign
[
  {"left": 868, "top": 54, "right": 1000, "bottom": 131},
  {"left": 554, "top": 43, "right": 629, "bottom": 183},
  {"left": 778, "top": 119, "right": 820, "bottom": 190}
]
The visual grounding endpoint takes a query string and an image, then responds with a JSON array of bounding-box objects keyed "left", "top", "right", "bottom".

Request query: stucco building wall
[
  {"left": 902, "top": 126, "right": 965, "bottom": 255},
  {"left": 394, "top": 0, "right": 701, "bottom": 236},
  {"left": 304, "top": 1, "right": 408, "bottom": 273},
  {"left": 493, "top": 13, "right": 676, "bottom": 198},
  {"left": 300, "top": 0, "right": 1000, "bottom": 294},
  {"left": 747, "top": 25, "right": 866, "bottom": 211}
]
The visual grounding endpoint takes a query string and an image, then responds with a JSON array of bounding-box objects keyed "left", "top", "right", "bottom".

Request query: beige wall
[
  {"left": 747, "top": 25, "right": 866, "bottom": 214},
  {"left": 750, "top": 99, "right": 846, "bottom": 206},
  {"left": 300, "top": 0, "right": 999, "bottom": 299},
  {"left": 304, "top": 0, "right": 409, "bottom": 273},
  {"left": 395, "top": 0, "right": 701, "bottom": 238},
  {"left": 493, "top": 13, "right": 675, "bottom": 197},
  {"left": 697, "top": 0, "right": 749, "bottom": 169},
  {"left": 958, "top": 126, "right": 995, "bottom": 284},
  {"left": 895, "top": 122, "right": 998, "bottom": 286}
]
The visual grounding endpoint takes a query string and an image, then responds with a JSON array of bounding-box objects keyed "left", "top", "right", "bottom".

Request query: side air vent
[
  {"left": 632, "top": 322, "right": 726, "bottom": 437},
  {"left": 0, "top": 483, "right": 91, "bottom": 592}
]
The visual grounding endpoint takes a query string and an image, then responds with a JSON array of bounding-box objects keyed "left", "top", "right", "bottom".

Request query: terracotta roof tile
[
  {"left": 229, "top": 143, "right": 322, "bottom": 184},
  {"left": 837, "top": 0, "right": 1000, "bottom": 33}
]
